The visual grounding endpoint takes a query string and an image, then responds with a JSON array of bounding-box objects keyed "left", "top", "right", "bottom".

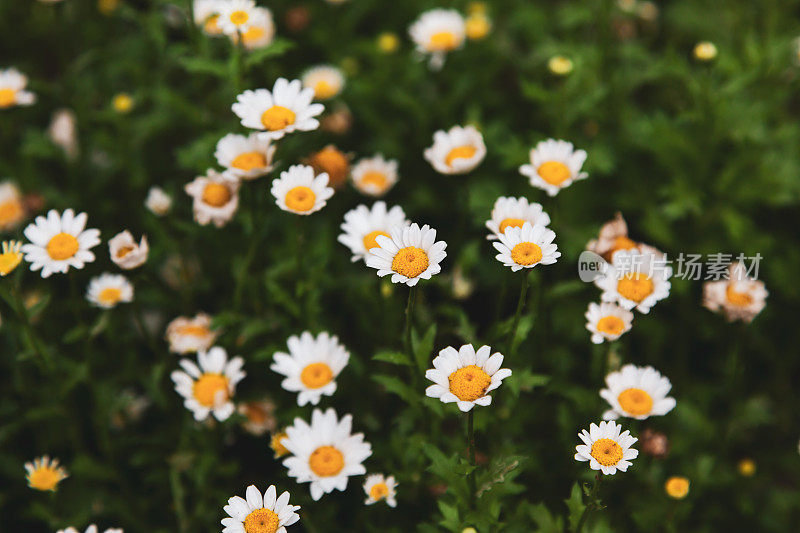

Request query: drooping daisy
[
  {"left": 86, "top": 273, "right": 134, "bottom": 309},
  {"left": 271, "top": 164, "right": 334, "bottom": 215},
  {"left": 145, "top": 186, "right": 172, "bottom": 216},
  {"left": 585, "top": 302, "right": 633, "bottom": 344},
  {"left": 585, "top": 212, "right": 662, "bottom": 262},
  {"left": 282, "top": 408, "right": 372, "bottom": 501},
  {"left": 25, "top": 456, "right": 68, "bottom": 491},
  {"left": 424, "top": 125, "right": 486, "bottom": 175},
  {"left": 57, "top": 526, "right": 122, "bottom": 533},
  {"left": 306, "top": 145, "right": 350, "bottom": 189},
  {"left": 217, "top": 0, "right": 257, "bottom": 35},
  {"left": 166, "top": 313, "right": 219, "bottom": 354},
  {"left": 574, "top": 420, "right": 638, "bottom": 475},
  {"left": 185, "top": 169, "right": 240, "bottom": 228},
  {"left": 302, "top": 65, "right": 345, "bottom": 101},
  {"left": 222, "top": 484, "right": 300, "bottom": 533},
  {"left": 519, "top": 139, "right": 588, "bottom": 196},
  {"left": 703, "top": 262, "right": 768, "bottom": 323},
  {"left": 600, "top": 364, "right": 676, "bottom": 420},
  {"left": 237, "top": 398, "right": 277, "bottom": 436},
  {"left": 108, "top": 230, "right": 148, "bottom": 270},
  {"left": 193, "top": 0, "right": 224, "bottom": 36},
  {"left": 409, "top": 9, "right": 466, "bottom": 69},
  {"left": 0, "top": 181, "right": 27, "bottom": 231},
  {"left": 595, "top": 250, "right": 672, "bottom": 314},
  {"left": 231, "top": 7, "right": 275, "bottom": 50},
  {"left": 22, "top": 209, "right": 101, "bottom": 278},
  {"left": 350, "top": 154, "right": 399, "bottom": 197},
  {"left": 363, "top": 474, "right": 397, "bottom": 507},
  {"left": 215, "top": 133, "right": 276, "bottom": 180},
  {"left": 271, "top": 331, "right": 350, "bottom": 406},
  {"left": 0, "top": 240, "right": 23, "bottom": 276},
  {"left": 171, "top": 346, "right": 245, "bottom": 422},
  {"left": 425, "top": 344, "right": 511, "bottom": 412},
  {"left": 232, "top": 78, "right": 324, "bottom": 141},
  {"left": 271, "top": 430, "right": 290, "bottom": 458},
  {"left": 365, "top": 223, "right": 447, "bottom": 286},
  {"left": 493, "top": 222, "right": 560, "bottom": 272},
  {"left": 338, "top": 202, "right": 407, "bottom": 263},
  {"left": 0, "top": 68, "right": 36, "bottom": 109},
  {"left": 48, "top": 109, "right": 79, "bottom": 160},
  {"left": 485, "top": 196, "right": 550, "bottom": 240}
]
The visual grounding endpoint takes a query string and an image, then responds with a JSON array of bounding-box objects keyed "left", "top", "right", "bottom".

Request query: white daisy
[
  {"left": 594, "top": 250, "right": 672, "bottom": 314},
  {"left": 519, "top": 139, "right": 588, "bottom": 196},
  {"left": 424, "top": 125, "right": 486, "bottom": 175},
  {"left": 232, "top": 7, "right": 275, "bottom": 50},
  {"left": 222, "top": 484, "right": 300, "bottom": 533},
  {"left": 171, "top": 346, "right": 245, "bottom": 422},
  {"left": 493, "top": 222, "right": 560, "bottom": 272},
  {"left": 232, "top": 78, "right": 324, "bottom": 141},
  {"left": 214, "top": 133, "right": 276, "bottom": 180},
  {"left": 108, "top": 230, "right": 148, "bottom": 270},
  {"left": 365, "top": 223, "right": 447, "bottom": 286},
  {"left": 193, "top": 0, "right": 223, "bottom": 35},
  {"left": 282, "top": 408, "right": 372, "bottom": 501},
  {"left": 271, "top": 331, "right": 350, "bottom": 406},
  {"left": 600, "top": 364, "right": 677, "bottom": 420},
  {"left": 408, "top": 9, "right": 466, "bottom": 69},
  {"left": 57, "top": 527, "right": 122, "bottom": 533},
  {"left": 585, "top": 302, "right": 633, "bottom": 344},
  {"left": 350, "top": 154, "right": 399, "bottom": 197},
  {"left": 302, "top": 65, "right": 345, "bottom": 101},
  {"left": 338, "top": 202, "right": 407, "bottom": 263},
  {"left": 703, "top": 262, "right": 768, "bottom": 323},
  {"left": 166, "top": 313, "right": 219, "bottom": 354},
  {"left": 574, "top": 420, "right": 638, "bottom": 475},
  {"left": 0, "top": 67, "right": 36, "bottom": 109},
  {"left": 21, "top": 209, "right": 101, "bottom": 278},
  {"left": 485, "top": 196, "right": 551, "bottom": 240},
  {"left": 185, "top": 169, "right": 240, "bottom": 228},
  {"left": 86, "top": 273, "right": 134, "bottom": 309},
  {"left": 25, "top": 455, "right": 68, "bottom": 492},
  {"left": 217, "top": 0, "right": 256, "bottom": 35},
  {"left": 363, "top": 474, "right": 397, "bottom": 507},
  {"left": 271, "top": 164, "right": 333, "bottom": 215},
  {"left": 145, "top": 186, "right": 172, "bottom": 216},
  {"left": 48, "top": 108, "right": 79, "bottom": 160},
  {"left": 425, "top": 344, "right": 512, "bottom": 412},
  {"left": 0, "top": 180, "right": 26, "bottom": 231}
]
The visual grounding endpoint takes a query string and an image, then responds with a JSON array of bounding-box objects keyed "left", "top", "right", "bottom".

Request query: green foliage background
[{"left": 2, "top": 0, "right": 800, "bottom": 531}]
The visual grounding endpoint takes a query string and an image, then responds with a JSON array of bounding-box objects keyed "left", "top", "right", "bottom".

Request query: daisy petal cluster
[
  {"left": 166, "top": 313, "right": 219, "bottom": 354},
  {"left": 145, "top": 186, "right": 172, "bottom": 216},
  {"left": 233, "top": 78, "right": 324, "bottom": 141},
  {"left": 217, "top": 0, "right": 257, "bottom": 35},
  {"left": 409, "top": 9, "right": 466, "bottom": 69},
  {"left": 363, "top": 473, "right": 397, "bottom": 507},
  {"left": 171, "top": 347, "right": 245, "bottom": 421},
  {"left": 222, "top": 485, "right": 300, "bottom": 533},
  {"left": 184, "top": 169, "right": 240, "bottom": 227},
  {"left": 0, "top": 67, "right": 36, "bottom": 109},
  {"left": 595, "top": 249, "right": 672, "bottom": 313},
  {"left": 493, "top": 222, "right": 560, "bottom": 271},
  {"left": 108, "top": 230, "right": 148, "bottom": 270},
  {"left": 25, "top": 455, "right": 68, "bottom": 492},
  {"left": 424, "top": 125, "right": 486, "bottom": 175},
  {"left": 425, "top": 344, "right": 511, "bottom": 412},
  {"left": 485, "top": 196, "right": 551, "bottom": 240},
  {"left": 585, "top": 302, "right": 633, "bottom": 344},
  {"left": 366, "top": 222, "right": 447, "bottom": 286},
  {"left": 22, "top": 209, "right": 101, "bottom": 278},
  {"left": 0, "top": 240, "right": 23, "bottom": 276},
  {"left": 350, "top": 154, "right": 399, "bottom": 197},
  {"left": 600, "top": 364, "right": 676, "bottom": 420},
  {"left": 0, "top": 180, "right": 27, "bottom": 231},
  {"left": 86, "top": 273, "right": 134, "bottom": 309},
  {"left": 703, "top": 261, "right": 768, "bottom": 323},
  {"left": 519, "top": 139, "right": 588, "bottom": 196},
  {"left": 302, "top": 65, "right": 345, "bottom": 101},
  {"left": 232, "top": 7, "right": 276, "bottom": 50},
  {"left": 271, "top": 164, "right": 334, "bottom": 215},
  {"left": 214, "top": 132, "right": 276, "bottom": 180},
  {"left": 575, "top": 420, "right": 638, "bottom": 475},
  {"left": 338, "top": 202, "right": 407, "bottom": 263}
]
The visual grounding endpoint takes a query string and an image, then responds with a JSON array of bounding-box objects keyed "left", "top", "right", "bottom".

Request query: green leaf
[
  {"left": 371, "top": 374, "right": 418, "bottom": 405},
  {"left": 565, "top": 482, "right": 587, "bottom": 532},
  {"left": 177, "top": 56, "right": 229, "bottom": 77},
  {"left": 437, "top": 500, "right": 461, "bottom": 531},
  {"left": 528, "top": 502, "right": 563, "bottom": 533},
  {"left": 411, "top": 324, "right": 436, "bottom": 372},
  {"left": 244, "top": 39, "right": 295, "bottom": 66},
  {"left": 372, "top": 350, "right": 412, "bottom": 366}
]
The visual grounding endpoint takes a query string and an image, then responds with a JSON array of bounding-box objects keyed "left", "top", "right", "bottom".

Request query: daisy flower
[
  {"left": 271, "top": 331, "right": 350, "bottom": 406},
  {"left": 271, "top": 430, "right": 290, "bottom": 458},
  {"left": 185, "top": 169, "right": 240, "bottom": 228},
  {"left": 22, "top": 209, "right": 101, "bottom": 278},
  {"left": 48, "top": 108, "right": 79, "bottom": 160},
  {"left": 595, "top": 250, "right": 672, "bottom": 314},
  {"left": 306, "top": 145, "right": 350, "bottom": 189},
  {"left": 232, "top": 78, "right": 324, "bottom": 141},
  {"left": 338, "top": 202, "right": 407, "bottom": 263},
  {"left": 271, "top": 164, "right": 334, "bottom": 215},
  {"left": 108, "top": 230, "right": 148, "bottom": 270},
  {"left": 703, "top": 262, "right": 768, "bottom": 323},
  {"left": 166, "top": 313, "right": 219, "bottom": 354},
  {"left": 222, "top": 484, "right": 300, "bottom": 533},
  {"left": 237, "top": 398, "right": 277, "bottom": 436},
  {"left": 302, "top": 65, "right": 345, "bottom": 101},
  {"left": 231, "top": 7, "right": 275, "bottom": 50},
  {"left": 485, "top": 196, "right": 550, "bottom": 240},
  {"left": 171, "top": 346, "right": 245, "bottom": 422},
  {"left": 282, "top": 408, "right": 372, "bottom": 501},
  {"left": 365, "top": 223, "right": 447, "bottom": 287},
  {"left": 86, "top": 273, "right": 134, "bottom": 309},
  {"left": 409, "top": 9, "right": 466, "bottom": 69},
  {"left": 0, "top": 240, "right": 23, "bottom": 276},
  {"left": 57, "top": 527, "right": 122, "bottom": 533},
  {"left": 425, "top": 344, "right": 511, "bottom": 412},
  {"left": 0, "top": 181, "right": 26, "bottom": 231},
  {"left": 350, "top": 154, "right": 399, "bottom": 197},
  {"left": 519, "top": 139, "right": 588, "bottom": 196},
  {"left": 145, "top": 186, "right": 172, "bottom": 216},
  {"left": 424, "top": 125, "right": 486, "bottom": 175},
  {"left": 493, "top": 222, "right": 560, "bottom": 272},
  {"left": 584, "top": 302, "right": 633, "bottom": 344},
  {"left": 25, "top": 455, "right": 68, "bottom": 491},
  {"left": 574, "top": 420, "right": 638, "bottom": 475},
  {"left": 586, "top": 212, "right": 663, "bottom": 262},
  {"left": 194, "top": 0, "right": 224, "bottom": 35},
  {"left": 600, "top": 364, "right": 676, "bottom": 420},
  {"left": 214, "top": 133, "right": 276, "bottom": 180},
  {"left": 363, "top": 474, "right": 397, "bottom": 507},
  {"left": 0, "top": 68, "right": 36, "bottom": 109},
  {"left": 217, "top": 0, "right": 257, "bottom": 35}
]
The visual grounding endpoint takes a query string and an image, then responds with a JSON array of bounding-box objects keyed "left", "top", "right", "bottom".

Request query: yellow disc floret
[
  {"left": 726, "top": 285, "right": 752, "bottom": 307},
  {"left": 448, "top": 365, "right": 492, "bottom": 402},
  {"left": 369, "top": 482, "right": 389, "bottom": 501},
  {"left": 360, "top": 171, "right": 388, "bottom": 189},
  {"left": 391, "top": 246, "right": 429, "bottom": 278},
  {"left": 617, "top": 273, "right": 654, "bottom": 303},
  {"left": 192, "top": 373, "right": 229, "bottom": 407},
  {"left": 232, "top": 151, "right": 267, "bottom": 171},
  {"left": 0, "top": 88, "right": 17, "bottom": 108},
  {"left": 596, "top": 315, "right": 625, "bottom": 336},
  {"left": 261, "top": 105, "right": 296, "bottom": 131},
  {"left": 202, "top": 182, "right": 232, "bottom": 207},
  {"left": 590, "top": 438, "right": 624, "bottom": 467},
  {"left": 285, "top": 186, "right": 316, "bottom": 212},
  {"left": 98, "top": 287, "right": 123, "bottom": 306},
  {"left": 46, "top": 233, "right": 79, "bottom": 261},
  {"left": 363, "top": 230, "right": 389, "bottom": 251},
  {"left": 510, "top": 242, "right": 542, "bottom": 266},
  {"left": 537, "top": 161, "right": 571, "bottom": 186},
  {"left": 498, "top": 218, "right": 526, "bottom": 234},
  {"left": 429, "top": 31, "right": 459, "bottom": 51},
  {"left": 300, "top": 362, "right": 334, "bottom": 389},
  {"left": 617, "top": 388, "right": 654, "bottom": 417},
  {"left": 445, "top": 145, "right": 477, "bottom": 167},
  {"left": 27, "top": 465, "right": 65, "bottom": 491},
  {"left": 243, "top": 508, "right": 280, "bottom": 533},
  {"left": 309, "top": 445, "right": 345, "bottom": 477},
  {"left": 664, "top": 476, "right": 690, "bottom": 499}
]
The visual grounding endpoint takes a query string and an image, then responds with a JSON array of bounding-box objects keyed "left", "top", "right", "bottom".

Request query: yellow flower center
[
  {"left": 98, "top": 287, "right": 123, "bottom": 306},
  {"left": 510, "top": 242, "right": 542, "bottom": 266},
  {"left": 665, "top": 476, "right": 690, "bottom": 499},
  {"left": 261, "top": 105, "right": 296, "bottom": 131},
  {"left": 204, "top": 14, "right": 221, "bottom": 34},
  {"left": 300, "top": 362, "right": 334, "bottom": 389},
  {"left": 192, "top": 373, "right": 229, "bottom": 407},
  {"left": 726, "top": 285, "right": 752, "bottom": 307},
  {"left": 391, "top": 246, "right": 429, "bottom": 278},
  {"left": 363, "top": 230, "right": 389, "bottom": 251},
  {"left": 498, "top": 217, "right": 525, "bottom": 234},
  {"left": 617, "top": 273, "right": 654, "bottom": 303},
  {"left": 0, "top": 198, "right": 23, "bottom": 226},
  {"left": 445, "top": 145, "right": 477, "bottom": 167},
  {"left": 0, "top": 88, "right": 17, "bottom": 108},
  {"left": 610, "top": 236, "right": 637, "bottom": 254},
  {"left": 285, "top": 186, "right": 316, "bottom": 212},
  {"left": 27, "top": 467, "right": 62, "bottom": 491},
  {"left": 465, "top": 15, "right": 490, "bottom": 40},
  {"left": 369, "top": 482, "right": 390, "bottom": 501},
  {"left": 231, "top": 151, "right": 267, "bottom": 171},
  {"left": 270, "top": 431, "right": 289, "bottom": 457},
  {"left": 596, "top": 315, "right": 625, "bottom": 336},
  {"left": 242, "top": 26, "right": 265, "bottom": 44},
  {"left": 46, "top": 233, "right": 79, "bottom": 261},
  {"left": 537, "top": 161, "right": 571, "bottom": 186},
  {"left": 309, "top": 445, "right": 345, "bottom": 477},
  {"left": 313, "top": 79, "right": 338, "bottom": 100},
  {"left": 116, "top": 245, "right": 134, "bottom": 258},
  {"left": 429, "top": 31, "right": 459, "bottom": 51},
  {"left": 448, "top": 365, "right": 492, "bottom": 401},
  {"left": 177, "top": 324, "right": 210, "bottom": 337},
  {"left": 590, "top": 438, "right": 624, "bottom": 467},
  {"left": 243, "top": 508, "right": 280, "bottom": 533},
  {"left": 229, "top": 10, "right": 249, "bottom": 26},
  {"left": 202, "top": 182, "right": 232, "bottom": 207},
  {"left": 617, "top": 387, "right": 654, "bottom": 416},
  {"left": 112, "top": 93, "right": 134, "bottom": 113},
  {"left": 0, "top": 242, "right": 22, "bottom": 276},
  {"left": 310, "top": 147, "right": 349, "bottom": 188},
  {"left": 360, "top": 171, "right": 388, "bottom": 189}
]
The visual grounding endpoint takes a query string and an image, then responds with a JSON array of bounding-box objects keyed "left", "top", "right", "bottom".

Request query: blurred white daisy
[
  {"left": 171, "top": 346, "right": 245, "bottom": 422},
  {"left": 703, "top": 262, "right": 768, "bottom": 323},
  {"left": 86, "top": 273, "right": 133, "bottom": 309},
  {"left": 166, "top": 313, "right": 219, "bottom": 354},
  {"left": 282, "top": 408, "right": 372, "bottom": 501},
  {"left": 600, "top": 364, "right": 676, "bottom": 420},
  {"left": 108, "top": 230, "right": 148, "bottom": 270},
  {"left": 493, "top": 222, "right": 560, "bottom": 272},
  {"left": 519, "top": 139, "right": 588, "bottom": 196},
  {"left": 485, "top": 196, "right": 550, "bottom": 240},
  {"left": 231, "top": 7, "right": 275, "bottom": 50},
  {"left": 424, "top": 125, "right": 486, "bottom": 175},
  {"left": 57, "top": 527, "right": 122, "bottom": 533},
  {"left": 271, "top": 164, "right": 334, "bottom": 215},
  {"left": 25, "top": 455, "right": 68, "bottom": 492},
  {"left": 409, "top": 9, "right": 466, "bottom": 69},
  {"left": 425, "top": 344, "right": 511, "bottom": 412},
  {"left": 222, "top": 484, "right": 300, "bottom": 533},
  {"left": 0, "top": 67, "right": 36, "bottom": 109},
  {"left": 0, "top": 181, "right": 26, "bottom": 231},
  {"left": 271, "top": 331, "right": 350, "bottom": 406},
  {"left": 363, "top": 473, "right": 397, "bottom": 507},
  {"left": 217, "top": 0, "right": 256, "bottom": 35},
  {"left": 185, "top": 169, "right": 240, "bottom": 227},
  {"left": 595, "top": 250, "right": 671, "bottom": 313},
  {"left": 145, "top": 186, "right": 172, "bottom": 216},
  {"left": 22, "top": 209, "right": 101, "bottom": 278},
  {"left": 232, "top": 78, "right": 324, "bottom": 140},
  {"left": 585, "top": 302, "right": 633, "bottom": 344},
  {"left": 302, "top": 65, "right": 345, "bottom": 101},
  {"left": 48, "top": 109, "right": 79, "bottom": 160},
  {"left": 338, "top": 202, "right": 407, "bottom": 263},
  {"left": 365, "top": 223, "right": 447, "bottom": 286},
  {"left": 350, "top": 154, "right": 399, "bottom": 197},
  {"left": 193, "top": 0, "right": 223, "bottom": 35},
  {"left": 237, "top": 398, "right": 277, "bottom": 436},
  {"left": 574, "top": 420, "right": 638, "bottom": 475},
  {"left": 214, "top": 133, "right": 276, "bottom": 180}
]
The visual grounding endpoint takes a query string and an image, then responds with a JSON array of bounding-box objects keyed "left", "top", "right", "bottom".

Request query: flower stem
[
  {"left": 506, "top": 270, "right": 531, "bottom": 356},
  {"left": 403, "top": 285, "right": 418, "bottom": 369},
  {"left": 576, "top": 474, "right": 603, "bottom": 533},
  {"left": 10, "top": 285, "right": 51, "bottom": 368},
  {"left": 467, "top": 409, "right": 477, "bottom": 508}
]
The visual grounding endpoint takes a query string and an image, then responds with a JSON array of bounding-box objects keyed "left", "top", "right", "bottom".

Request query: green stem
[
  {"left": 11, "top": 285, "right": 51, "bottom": 368},
  {"left": 403, "top": 285, "right": 418, "bottom": 368},
  {"left": 169, "top": 463, "right": 189, "bottom": 533},
  {"left": 506, "top": 270, "right": 531, "bottom": 356},
  {"left": 467, "top": 409, "right": 477, "bottom": 508},
  {"left": 576, "top": 474, "right": 602, "bottom": 533}
]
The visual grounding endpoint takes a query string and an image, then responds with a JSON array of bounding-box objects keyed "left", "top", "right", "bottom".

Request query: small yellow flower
[
  {"left": 25, "top": 456, "right": 68, "bottom": 492},
  {"left": 664, "top": 476, "right": 690, "bottom": 499},
  {"left": 377, "top": 32, "right": 399, "bottom": 53},
  {"left": 0, "top": 240, "right": 23, "bottom": 276},
  {"left": 465, "top": 14, "right": 491, "bottom": 40},
  {"left": 112, "top": 93, "right": 135, "bottom": 113},
  {"left": 694, "top": 41, "right": 718, "bottom": 61},
  {"left": 98, "top": 0, "right": 120, "bottom": 15},
  {"left": 737, "top": 458, "right": 756, "bottom": 477},
  {"left": 548, "top": 55, "right": 574, "bottom": 76},
  {"left": 270, "top": 431, "right": 289, "bottom": 458}
]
